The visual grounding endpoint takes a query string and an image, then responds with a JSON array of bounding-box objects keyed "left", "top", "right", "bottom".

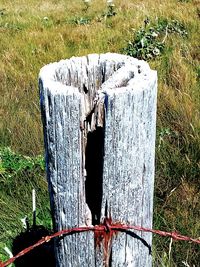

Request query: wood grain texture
[{"left": 39, "top": 53, "right": 157, "bottom": 267}]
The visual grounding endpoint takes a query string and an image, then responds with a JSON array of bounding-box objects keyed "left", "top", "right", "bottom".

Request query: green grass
[
  {"left": 0, "top": 0, "right": 199, "bottom": 266},
  {"left": 0, "top": 147, "right": 51, "bottom": 262}
]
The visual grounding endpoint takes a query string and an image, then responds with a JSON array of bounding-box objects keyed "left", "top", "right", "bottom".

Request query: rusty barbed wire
[{"left": 0, "top": 218, "right": 199, "bottom": 267}]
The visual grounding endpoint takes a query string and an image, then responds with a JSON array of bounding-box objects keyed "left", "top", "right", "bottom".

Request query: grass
[
  {"left": 0, "top": 0, "right": 199, "bottom": 266},
  {"left": 0, "top": 147, "right": 52, "bottom": 262}
]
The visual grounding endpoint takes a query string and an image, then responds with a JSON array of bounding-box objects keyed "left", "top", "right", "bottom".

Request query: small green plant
[
  {"left": 124, "top": 18, "right": 187, "bottom": 60},
  {"left": 69, "top": 16, "right": 91, "bottom": 25},
  {"left": 0, "top": 22, "right": 24, "bottom": 31},
  {"left": 156, "top": 18, "right": 188, "bottom": 37},
  {"left": 69, "top": 1, "right": 117, "bottom": 25},
  {"left": 0, "top": 147, "right": 45, "bottom": 178},
  {"left": 158, "top": 127, "right": 172, "bottom": 149},
  {"left": 124, "top": 27, "right": 165, "bottom": 60},
  {"left": 101, "top": 0, "right": 117, "bottom": 19},
  {"left": 41, "top": 16, "right": 54, "bottom": 28}
]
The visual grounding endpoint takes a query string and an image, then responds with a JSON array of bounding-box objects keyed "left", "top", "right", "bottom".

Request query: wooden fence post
[{"left": 39, "top": 53, "right": 157, "bottom": 267}]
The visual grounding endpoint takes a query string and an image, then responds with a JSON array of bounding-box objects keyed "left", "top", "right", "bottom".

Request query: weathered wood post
[{"left": 39, "top": 53, "right": 157, "bottom": 266}]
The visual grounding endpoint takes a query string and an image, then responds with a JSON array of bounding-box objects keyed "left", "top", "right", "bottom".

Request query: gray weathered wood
[{"left": 39, "top": 53, "right": 157, "bottom": 267}]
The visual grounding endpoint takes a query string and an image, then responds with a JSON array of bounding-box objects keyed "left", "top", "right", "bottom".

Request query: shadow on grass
[{"left": 12, "top": 225, "right": 55, "bottom": 267}]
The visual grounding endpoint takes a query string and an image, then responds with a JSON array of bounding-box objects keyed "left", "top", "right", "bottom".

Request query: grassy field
[{"left": 0, "top": 0, "right": 199, "bottom": 266}]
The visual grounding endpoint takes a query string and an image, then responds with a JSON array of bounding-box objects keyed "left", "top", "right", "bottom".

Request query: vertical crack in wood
[
  {"left": 104, "top": 200, "right": 108, "bottom": 218},
  {"left": 81, "top": 81, "right": 106, "bottom": 225},
  {"left": 109, "top": 249, "right": 112, "bottom": 267},
  {"left": 85, "top": 125, "right": 105, "bottom": 225}
]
